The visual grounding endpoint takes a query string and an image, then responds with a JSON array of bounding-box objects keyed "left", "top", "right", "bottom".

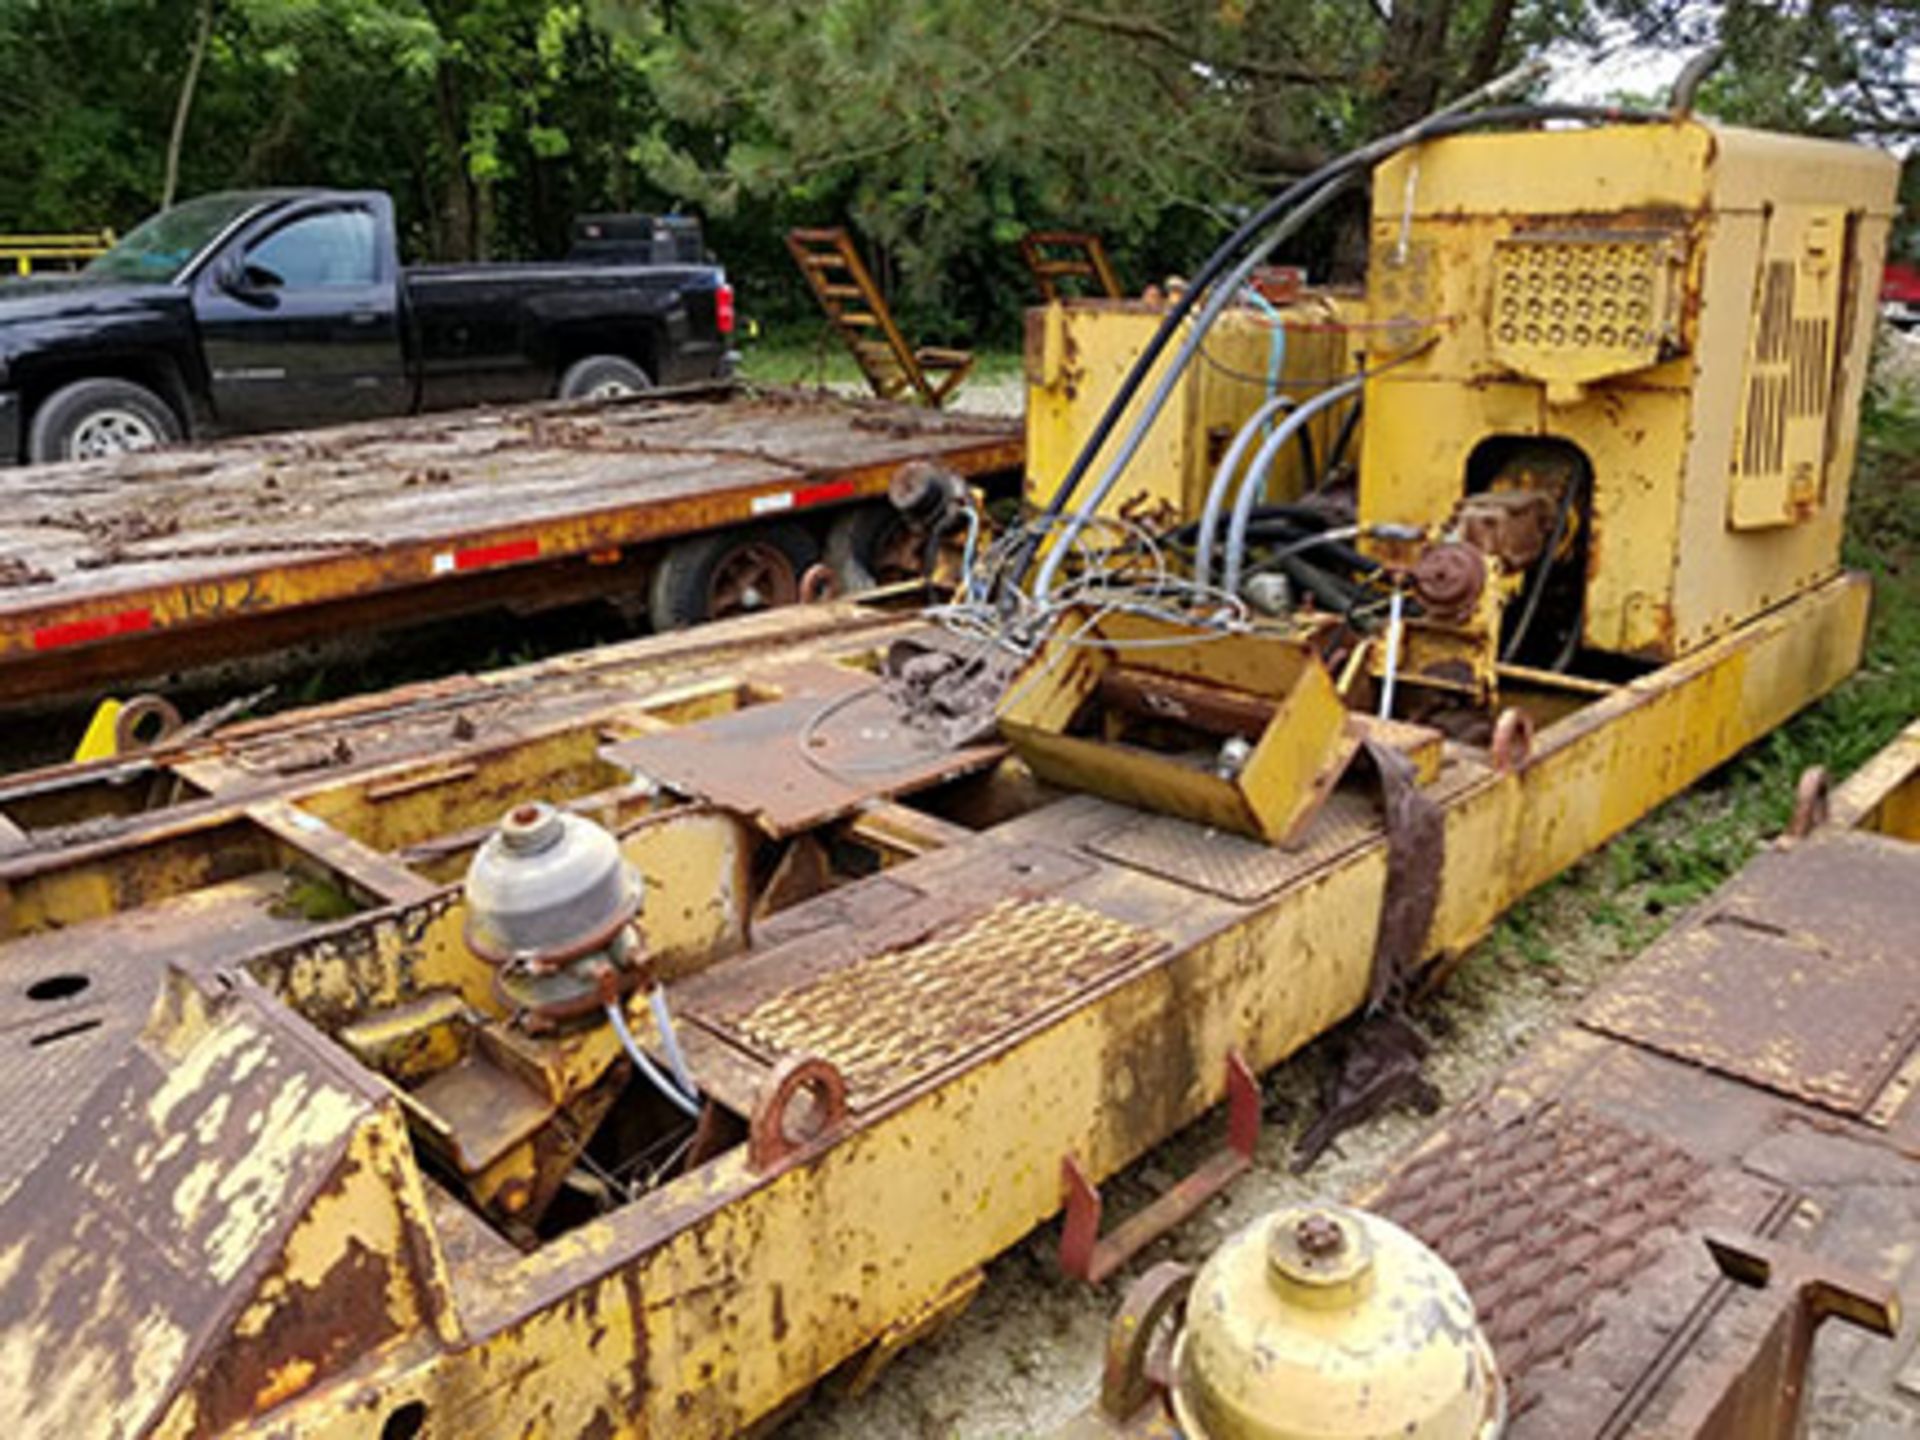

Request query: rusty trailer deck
[
  {"left": 0, "top": 385, "right": 1021, "bottom": 707},
  {"left": 0, "top": 573, "right": 1878, "bottom": 1438},
  {"left": 1354, "top": 721, "right": 1920, "bottom": 1438}
]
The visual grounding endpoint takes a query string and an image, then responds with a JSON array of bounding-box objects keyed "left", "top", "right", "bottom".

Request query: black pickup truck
[{"left": 0, "top": 190, "right": 734, "bottom": 464}]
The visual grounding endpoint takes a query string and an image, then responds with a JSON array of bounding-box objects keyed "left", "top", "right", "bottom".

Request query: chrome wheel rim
[
  {"left": 70, "top": 408, "right": 162, "bottom": 460},
  {"left": 585, "top": 378, "right": 638, "bottom": 399}
]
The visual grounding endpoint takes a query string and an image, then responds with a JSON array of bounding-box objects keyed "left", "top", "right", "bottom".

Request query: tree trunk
[
  {"left": 433, "top": 66, "right": 477, "bottom": 261},
  {"left": 162, "top": 0, "right": 215, "bottom": 209}
]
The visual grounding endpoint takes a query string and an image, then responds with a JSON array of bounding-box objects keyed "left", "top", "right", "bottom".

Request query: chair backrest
[
  {"left": 1018, "top": 230, "right": 1122, "bottom": 303},
  {"left": 785, "top": 227, "right": 971, "bottom": 407}
]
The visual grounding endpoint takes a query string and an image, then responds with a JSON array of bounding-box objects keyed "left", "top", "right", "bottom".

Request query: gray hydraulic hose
[
  {"left": 1033, "top": 173, "right": 1354, "bottom": 599},
  {"left": 648, "top": 984, "right": 701, "bottom": 1103},
  {"left": 1195, "top": 393, "right": 1297, "bottom": 591},
  {"left": 1223, "top": 374, "right": 1369, "bottom": 596},
  {"left": 606, "top": 999, "right": 700, "bottom": 1118}
]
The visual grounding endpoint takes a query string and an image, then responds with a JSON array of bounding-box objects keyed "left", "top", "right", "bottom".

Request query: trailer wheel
[
  {"left": 825, "top": 504, "right": 928, "bottom": 592},
  {"left": 29, "top": 378, "right": 181, "bottom": 464},
  {"left": 649, "top": 523, "right": 821, "bottom": 629},
  {"left": 558, "top": 355, "right": 654, "bottom": 401}
]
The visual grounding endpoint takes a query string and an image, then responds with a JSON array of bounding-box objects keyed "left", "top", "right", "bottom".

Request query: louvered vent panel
[{"left": 1729, "top": 210, "right": 1846, "bottom": 530}]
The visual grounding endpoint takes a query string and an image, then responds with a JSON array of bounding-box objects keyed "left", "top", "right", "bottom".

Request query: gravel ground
[{"left": 779, "top": 778, "right": 1744, "bottom": 1437}]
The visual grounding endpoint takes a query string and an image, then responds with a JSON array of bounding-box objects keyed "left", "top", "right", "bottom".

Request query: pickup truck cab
[{"left": 0, "top": 189, "right": 734, "bottom": 464}]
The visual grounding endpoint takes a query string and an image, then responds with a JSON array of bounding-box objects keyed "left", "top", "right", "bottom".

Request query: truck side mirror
[{"left": 220, "top": 261, "right": 283, "bottom": 304}]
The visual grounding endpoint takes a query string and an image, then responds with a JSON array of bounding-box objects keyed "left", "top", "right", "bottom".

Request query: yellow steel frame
[{"left": 0, "top": 572, "right": 1868, "bottom": 1439}]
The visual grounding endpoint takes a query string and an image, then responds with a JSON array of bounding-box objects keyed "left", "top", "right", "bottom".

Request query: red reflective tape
[
  {"left": 453, "top": 538, "right": 540, "bottom": 572},
  {"left": 32, "top": 607, "right": 154, "bottom": 652},
  {"left": 793, "top": 479, "right": 857, "bottom": 508}
]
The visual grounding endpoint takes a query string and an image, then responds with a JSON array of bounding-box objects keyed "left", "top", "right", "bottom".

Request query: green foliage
[{"left": 0, "top": 0, "right": 1912, "bottom": 334}]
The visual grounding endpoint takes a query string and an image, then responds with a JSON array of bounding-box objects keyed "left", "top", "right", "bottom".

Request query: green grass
[
  {"left": 1474, "top": 380, "right": 1920, "bottom": 977},
  {"left": 735, "top": 322, "right": 1024, "bottom": 389}
]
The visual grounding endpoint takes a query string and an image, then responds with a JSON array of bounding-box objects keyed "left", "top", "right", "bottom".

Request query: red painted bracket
[{"left": 1059, "top": 1050, "right": 1260, "bottom": 1284}]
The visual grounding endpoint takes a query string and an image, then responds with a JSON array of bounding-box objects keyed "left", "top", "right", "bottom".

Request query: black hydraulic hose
[
  {"left": 1499, "top": 469, "right": 1585, "bottom": 664},
  {"left": 1275, "top": 553, "right": 1367, "bottom": 614},
  {"left": 1167, "top": 502, "right": 1335, "bottom": 546},
  {"left": 1252, "top": 529, "right": 1379, "bottom": 575},
  {"left": 1318, "top": 396, "right": 1363, "bottom": 490},
  {"left": 1012, "top": 97, "right": 1663, "bottom": 591}
]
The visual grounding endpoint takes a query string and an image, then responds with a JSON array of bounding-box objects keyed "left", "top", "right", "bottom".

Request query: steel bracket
[
  {"left": 1060, "top": 1051, "right": 1259, "bottom": 1284},
  {"left": 1661, "top": 1230, "right": 1901, "bottom": 1440}
]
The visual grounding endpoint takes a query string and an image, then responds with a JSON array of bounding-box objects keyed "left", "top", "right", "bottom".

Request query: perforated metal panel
[{"left": 1490, "top": 230, "right": 1683, "bottom": 387}]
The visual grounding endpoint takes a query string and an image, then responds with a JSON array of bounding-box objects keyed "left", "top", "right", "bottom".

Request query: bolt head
[{"left": 1295, "top": 1213, "right": 1346, "bottom": 1259}]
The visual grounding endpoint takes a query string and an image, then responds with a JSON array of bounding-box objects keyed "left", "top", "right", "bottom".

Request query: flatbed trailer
[
  {"left": 0, "top": 569, "right": 1871, "bottom": 1438},
  {"left": 0, "top": 384, "right": 1021, "bottom": 709}
]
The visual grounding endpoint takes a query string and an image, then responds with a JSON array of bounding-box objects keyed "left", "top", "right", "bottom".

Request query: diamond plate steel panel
[
  {"left": 699, "top": 896, "right": 1162, "bottom": 1109},
  {"left": 1366, "top": 1097, "right": 1784, "bottom": 1434},
  {"left": 1083, "top": 763, "right": 1481, "bottom": 902}
]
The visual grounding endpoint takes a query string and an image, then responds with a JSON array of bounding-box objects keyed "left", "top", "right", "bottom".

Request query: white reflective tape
[
  {"left": 751, "top": 491, "right": 794, "bottom": 515},
  {"left": 432, "top": 553, "right": 456, "bottom": 575}
]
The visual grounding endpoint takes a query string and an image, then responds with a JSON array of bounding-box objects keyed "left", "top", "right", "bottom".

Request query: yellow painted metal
[
  {"left": 1169, "top": 1205, "right": 1502, "bottom": 1439},
  {"left": 0, "top": 119, "right": 1899, "bottom": 1440},
  {"left": 0, "top": 229, "right": 112, "bottom": 275},
  {"left": 71, "top": 698, "right": 123, "bottom": 763},
  {"left": 0, "top": 570, "right": 1871, "bottom": 1439},
  {"left": 1831, "top": 717, "right": 1920, "bottom": 841},
  {"left": 1023, "top": 298, "right": 1350, "bottom": 529},
  {"left": 1358, "top": 120, "right": 1898, "bottom": 660},
  {"left": 997, "top": 608, "right": 1354, "bottom": 842}
]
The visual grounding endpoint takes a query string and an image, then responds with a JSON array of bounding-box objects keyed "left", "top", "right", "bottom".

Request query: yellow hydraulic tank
[
  {"left": 1024, "top": 296, "right": 1352, "bottom": 531},
  {"left": 1358, "top": 120, "right": 1898, "bottom": 660}
]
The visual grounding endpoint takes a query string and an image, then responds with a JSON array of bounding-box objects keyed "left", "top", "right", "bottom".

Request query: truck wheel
[
  {"left": 648, "top": 523, "right": 821, "bottom": 630},
  {"left": 825, "top": 504, "right": 929, "bottom": 592},
  {"left": 29, "top": 379, "right": 181, "bottom": 464},
  {"left": 559, "top": 355, "right": 653, "bottom": 401}
]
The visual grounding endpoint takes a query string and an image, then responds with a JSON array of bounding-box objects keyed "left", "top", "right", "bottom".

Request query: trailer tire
[
  {"left": 29, "top": 378, "right": 182, "bottom": 464},
  {"left": 558, "top": 355, "right": 653, "bottom": 401},
  {"left": 825, "top": 504, "right": 927, "bottom": 593},
  {"left": 648, "top": 523, "right": 821, "bottom": 630}
]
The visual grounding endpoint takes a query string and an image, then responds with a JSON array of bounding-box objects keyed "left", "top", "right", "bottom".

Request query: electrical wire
[{"left": 648, "top": 986, "right": 701, "bottom": 1104}]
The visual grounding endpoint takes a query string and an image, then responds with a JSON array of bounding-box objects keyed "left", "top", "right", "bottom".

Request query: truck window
[
  {"left": 246, "top": 209, "right": 378, "bottom": 288},
  {"left": 84, "top": 192, "right": 265, "bottom": 283}
]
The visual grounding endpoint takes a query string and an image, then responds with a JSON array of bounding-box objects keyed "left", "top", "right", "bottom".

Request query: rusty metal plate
[
  {"left": 1366, "top": 1096, "right": 1785, "bottom": 1435},
  {"left": 1082, "top": 761, "right": 1481, "bottom": 903},
  {"left": 694, "top": 894, "right": 1162, "bottom": 1110},
  {"left": 408, "top": 1052, "right": 555, "bottom": 1172},
  {"left": 1582, "top": 831, "right": 1920, "bottom": 1117},
  {"left": 1083, "top": 790, "right": 1384, "bottom": 902},
  {"left": 602, "top": 675, "right": 1005, "bottom": 837},
  {"left": 0, "top": 874, "right": 312, "bottom": 1185}
]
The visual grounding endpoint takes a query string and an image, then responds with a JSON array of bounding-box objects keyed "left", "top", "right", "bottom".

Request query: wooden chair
[
  {"left": 786, "top": 228, "right": 973, "bottom": 407},
  {"left": 1018, "top": 230, "right": 1123, "bottom": 303}
]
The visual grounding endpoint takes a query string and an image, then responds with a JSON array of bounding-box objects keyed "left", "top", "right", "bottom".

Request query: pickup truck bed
[{"left": 0, "top": 385, "right": 1021, "bottom": 708}]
